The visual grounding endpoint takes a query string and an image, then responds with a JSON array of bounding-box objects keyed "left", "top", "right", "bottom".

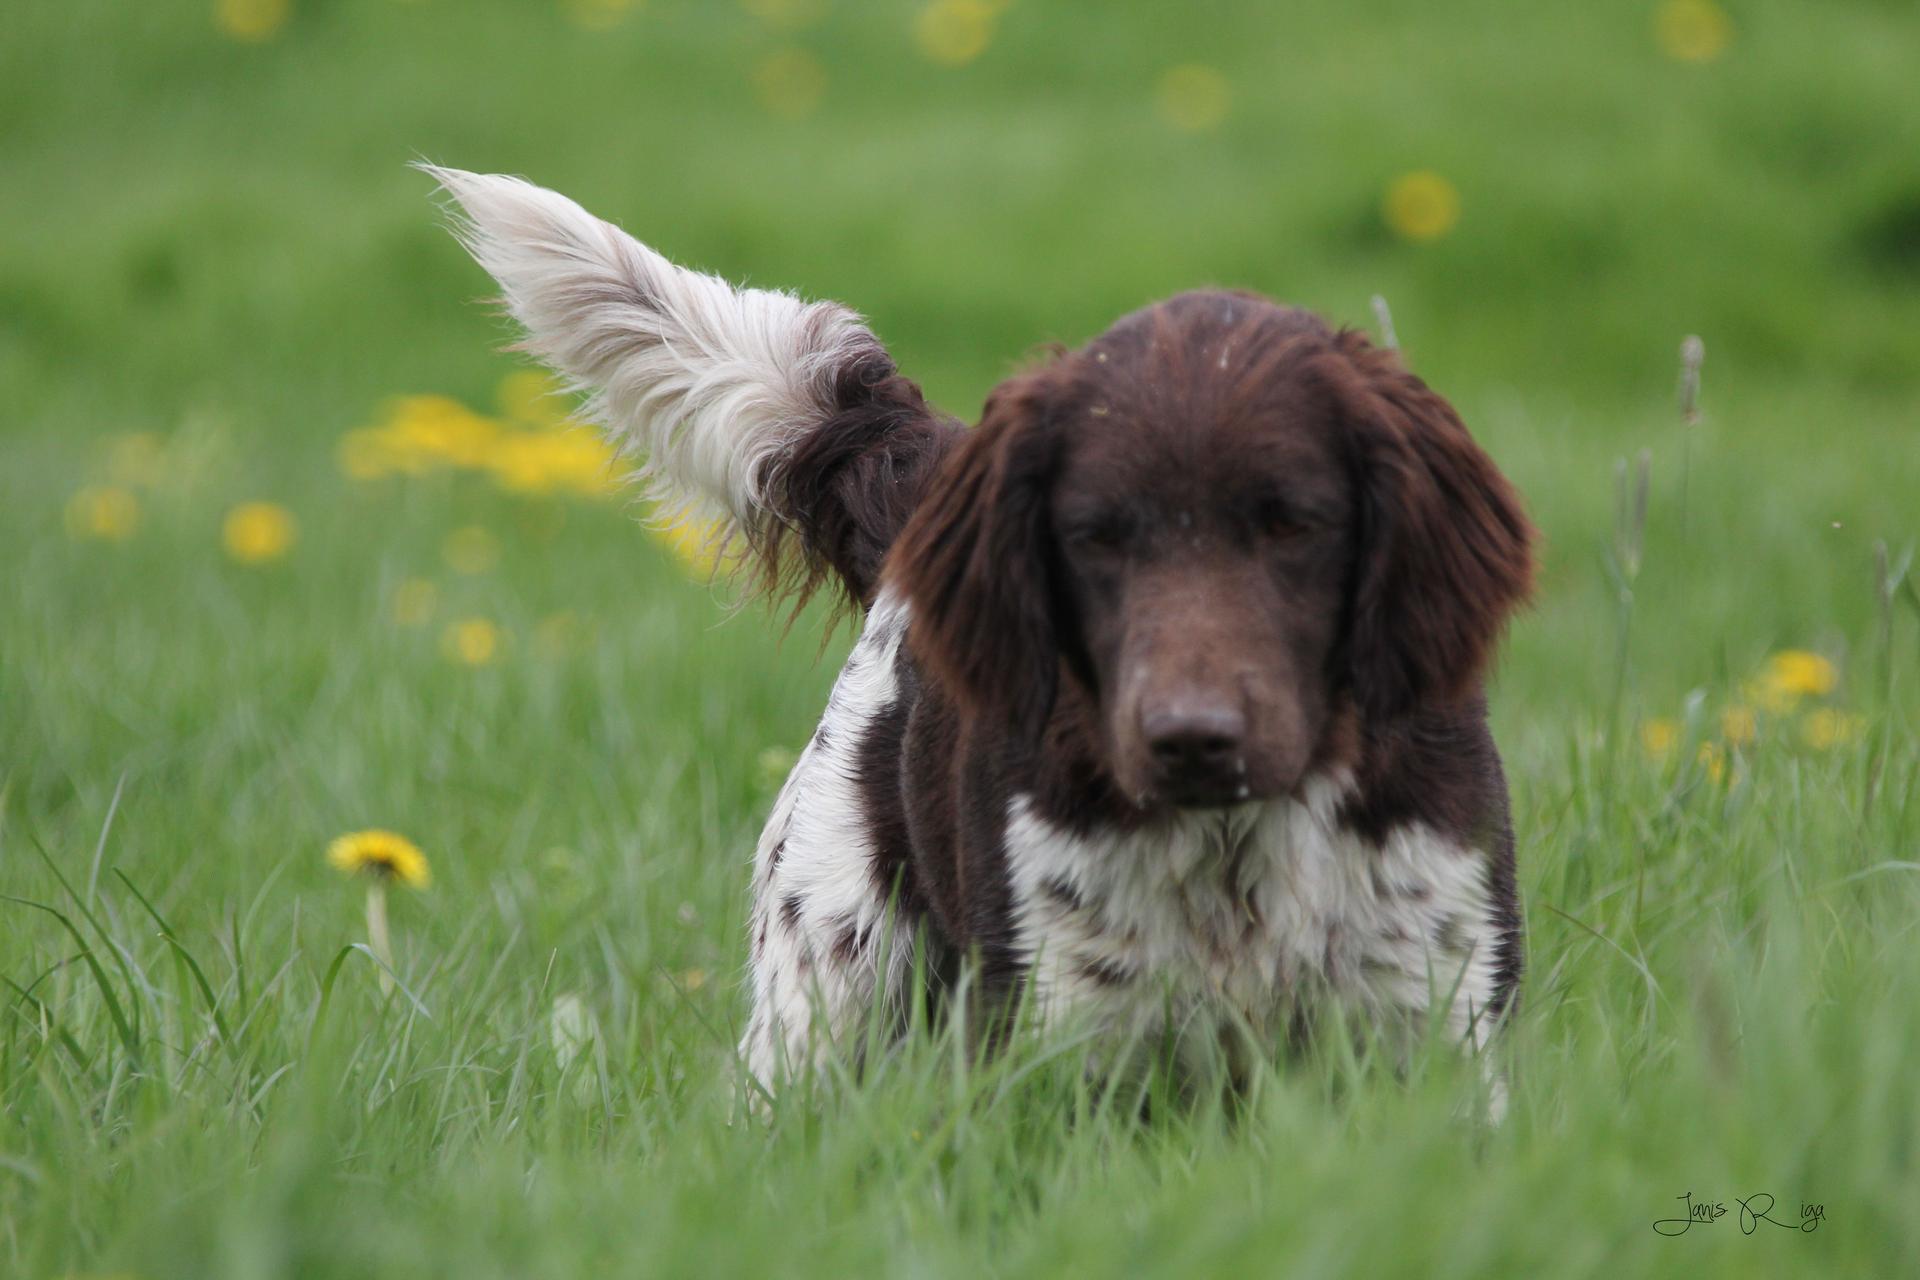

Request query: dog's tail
[{"left": 422, "top": 165, "right": 959, "bottom": 616}]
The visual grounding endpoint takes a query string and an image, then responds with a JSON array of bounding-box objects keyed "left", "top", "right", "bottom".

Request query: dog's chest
[{"left": 1003, "top": 783, "right": 1496, "bottom": 1038}]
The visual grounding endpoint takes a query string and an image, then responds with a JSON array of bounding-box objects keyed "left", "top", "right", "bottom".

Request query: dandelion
[
  {"left": 222, "top": 501, "right": 297, "bottom": 564},
  {"left": 105, "top": 432, "right": 167, "bottom": 488},
  {"left": 678, "top": 968, "right": 709, "bottom": 992},
  {"left": 65, "top": 486, "right": 141, "bottom": 542},
  {"left": 1719, "top": 705, "right": 1756, "bottom": 747},
  {"left": 496, "top": 369, "right": 570, "bottom": 429},
  {"left": 752, "top": 48, "right": 829, "bottom": 119},
  {"left": 327, "top": 829, "right": 430, "bottom": 995},
  {"left": 1696, "top": 741, "right": 1727, "bottom": 784},
  {"left": 1640, "top": 717, "right": 1679, "bottom": 760},
  {"left": 391, "top": 577, "right": 438, "bottom": 627},
  {"left": 1155, "top": 64, "right": 1231, "bottom": 134},
  {"left": 1655, "top": 0, "right": 1732, "bottom": 64},
  {"left": 1383, "top": 170, "right": 1460, "bottom": 243},
  {"left": 913, "top": 0, "right": 997, "bottom": 67},
  {"left": 561, "top": 0, "right": 639, "bottom": 32},
  {"left": 1747, "top": 649, "right": 1837, "bottom": 711},
  {"left": 442, "top": 525, "right": 501, "bottom": 575},
  {"left": 214, "top": 0, "right": 291, "bottom": 43},
  {"left": 442, "top": 617, "right": 502, "bottom": 667},
  {"left": 652, "top": 511, "right": 729, "bottom": 576},
  {"left": 1802, "top": 709, "right": 1866, "bottom": 751}
]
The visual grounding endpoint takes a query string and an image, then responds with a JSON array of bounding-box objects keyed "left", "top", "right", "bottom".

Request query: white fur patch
[
  {"left": 1003, "top": 777, "right": 1504, "bottom": 1066},
  {"left": 738, "top": 593, "right": 911, "bottom": 1090},
  {"left": 423, "top": 166, "right": 875, "bottom": 542}
]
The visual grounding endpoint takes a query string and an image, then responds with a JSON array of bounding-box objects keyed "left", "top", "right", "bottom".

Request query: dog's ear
[
  {"left": 1328, "top": 331, "right": 1535, "bottom": 721},
  {"left": 886, "top": 370, "right": 1063, "bottom": 733}
]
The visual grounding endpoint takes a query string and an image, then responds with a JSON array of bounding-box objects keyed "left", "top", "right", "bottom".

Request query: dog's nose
[{"left": 1142, "top": 701, "right": 1247, "bottom": 776}]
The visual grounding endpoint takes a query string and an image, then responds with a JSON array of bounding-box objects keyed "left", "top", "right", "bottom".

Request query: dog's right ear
[{"left": 886, "top": 370, "right": 1064, "bottom": 733}]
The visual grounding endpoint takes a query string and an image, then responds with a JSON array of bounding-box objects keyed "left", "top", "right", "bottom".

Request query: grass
[{"left": 4, "top": 0, "right": 1920, "bottom": 1275}]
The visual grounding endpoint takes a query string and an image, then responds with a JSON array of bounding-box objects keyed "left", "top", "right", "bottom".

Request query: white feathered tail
[{"left": 421, "top": 164, "right": 892, "bottom": 559}]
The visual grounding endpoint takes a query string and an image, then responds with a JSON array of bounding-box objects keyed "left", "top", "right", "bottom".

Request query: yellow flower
[
  {"left": 561, "top": 0, "right": 639, "bottom": 31},
  {"left": 105, "top": 432, "right": 167, "bottom": 488},
  {"left": 1640, "top": 717, "right": 1679, "bottom": 760},
  {"left": 388, "top": 396, "right": 505, "bottom": 471},
  {"left": 496, "top": 369, "right": 570, "bottom": 429},
  {"left": 913, "top": 0, "right": 997, "bottom": 67},
  {"left": 1155, "top": 64, "right": 1231, "bottom": 134},
  {"left": 222, "top": 501, "right": 297, "bottom": 564},
  {"left": 1696, "top": 741, "right": 1727, "bottom": 783},
  {"left": 214, "top": 0, "right": 290, "bottom": 43},
  {"left": 1383, "top": 170, "right": 1461, "bottom": 243},
  {"left": 652, "top": 511, "right": 728, "bottom": 575},
  {"left": 752, "top": 48, "right": 829, "bottom": 120},
  {"left": 391, "top": 577, "right": 438, "bottom": 627},
  {"left": 1655, "top": 0, "right": 1732, "bottom": 64},
  {"left": 65, "top": 486, "right": 142, "bottom": 542},
  {"left": 1802, "top": 709, "right": 1866, "bottom": 751},
  {"left": 442, "top": 525, "right": 501, "bottom": 575},
  {"left": 443, "top": 617, "right": 502, "bottom": 666},
  {"left": 326, "top": 829, "right": 431, "bottom": 889},
  {"left": 1719, "top": 705, "right": 1756, "bottom": 747},
  {"left": 1765, "top": 650, "right": 1837, "bottom": 699}
]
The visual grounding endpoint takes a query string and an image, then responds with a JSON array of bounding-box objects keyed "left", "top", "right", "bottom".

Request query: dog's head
[{"left": 886, "top": 291, "right": 1534, "bottom": 811}]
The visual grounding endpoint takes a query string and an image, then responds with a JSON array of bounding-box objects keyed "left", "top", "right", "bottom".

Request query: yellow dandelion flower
[
  {"left": 1764, "top": 650, "right": 1838, "bottom": 699},
  {"left": 561, "top": 0, "right": 639, "bottom": 32},
  {"left": 442, "top": 525, "right": 501, "bottom": 575},
  {"left": 913, "top": 0, "right": 996, "bottom": 67},
  {"left": 326, "top": 829, "right": 431, "bottom": 889},
  {"left": 678, "top": 968, "right": 709, "bottom": 992},
  {"left": 222, "top": 501, "right": 297, "bottom": 564},
  {"left": 392, "top": 396, "right": 505, "bottom": 471},
  {"left": 391, "top": 577, "right": 438, "bottom": 627},
  {"left": 1696, "top": 741, "right": 1727, "bottom": 783},
  {"left": 1640, "top": 717, "right": 1679, "bottom": 760},
  {"left": 214, "top": 0, "right": 290, "bottom": 43},
  {"left": 337, "top": 426, "right": 402, "bottom": 480},
  {"left": 1384, "top": 170, "right": 1461, "bottom": 244},
  {"left": 105, "top": 432, "right": 167, "bottom": 488},
  {"left": 752, "top": 47, "right": 829, "bottom": 120},
  {"left": 1802, "top": 708, "right": 1866, "bottom": 751},
  {"left": 442, "top": 617, "right": 502, "bottom": 666},
  {"left": 65, "top": 486, "right": 142, "bottom": 542},
  {"left": 1719, "top": 705, "right": 1756, "bottom": 747},
  {"left": 1655, "top": 0, "right": 1732, "bottom": 64},
  {"left": 441, "top": 614, "right": 503, "bottom": 667},
  {"left": 652, "top": 512, "right": 728, "bottom": 576},
  {"left": 1155, "top": 64, "right": 1231, "bottom": 134},
  {"left": 496, "top": 369, "right": 570, "bottom": 429}
]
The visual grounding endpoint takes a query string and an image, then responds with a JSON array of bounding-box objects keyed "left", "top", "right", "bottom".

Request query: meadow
[{"left": 3, "top": 0, "right": 1919, "bottom": 1275}]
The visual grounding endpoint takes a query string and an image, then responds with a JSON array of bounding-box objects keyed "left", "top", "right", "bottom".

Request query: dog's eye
[
  {"left": 1255, "top": 499, "right": 1309, "bottom": 541},
  {"left": 1062, "top": 511, "right": 1135, "bottom": 552}
]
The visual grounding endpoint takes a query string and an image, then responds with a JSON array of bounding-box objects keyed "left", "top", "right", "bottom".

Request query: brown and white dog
[{"left": 427, "top": 168, "right": 1536, "bottom": 1106}]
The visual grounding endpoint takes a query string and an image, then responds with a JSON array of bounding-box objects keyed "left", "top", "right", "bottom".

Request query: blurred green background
[{"left": 3, "top": 1, "right": 1918, "bottom": 1277}]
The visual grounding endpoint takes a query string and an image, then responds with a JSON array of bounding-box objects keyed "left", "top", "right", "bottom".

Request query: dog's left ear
[
  {"left": 885, "top": 369, "right": 1064, "bottom": 736},
  {"left": 1326, "top": 331, "right": 1536, "bottom": 721}
]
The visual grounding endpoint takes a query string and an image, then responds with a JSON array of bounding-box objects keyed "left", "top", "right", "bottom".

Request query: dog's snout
[{"left": 1142, "top": 701, "right": 1247, "bottom": 776}]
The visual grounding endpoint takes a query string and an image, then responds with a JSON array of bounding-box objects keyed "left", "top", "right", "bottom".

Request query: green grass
[{"left": 5, "top": 0, "right": 1920, "bottom": 1275}]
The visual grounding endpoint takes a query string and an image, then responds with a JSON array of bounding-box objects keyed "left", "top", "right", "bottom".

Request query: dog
[{"left": 426, "top": 168, "right": 1536, "bottom": 1106}]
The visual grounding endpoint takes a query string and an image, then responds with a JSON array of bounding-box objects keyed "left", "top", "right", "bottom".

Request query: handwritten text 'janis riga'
[{"left": 1654, "top": 1192, "right": 1825, "bottom": 1236}]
